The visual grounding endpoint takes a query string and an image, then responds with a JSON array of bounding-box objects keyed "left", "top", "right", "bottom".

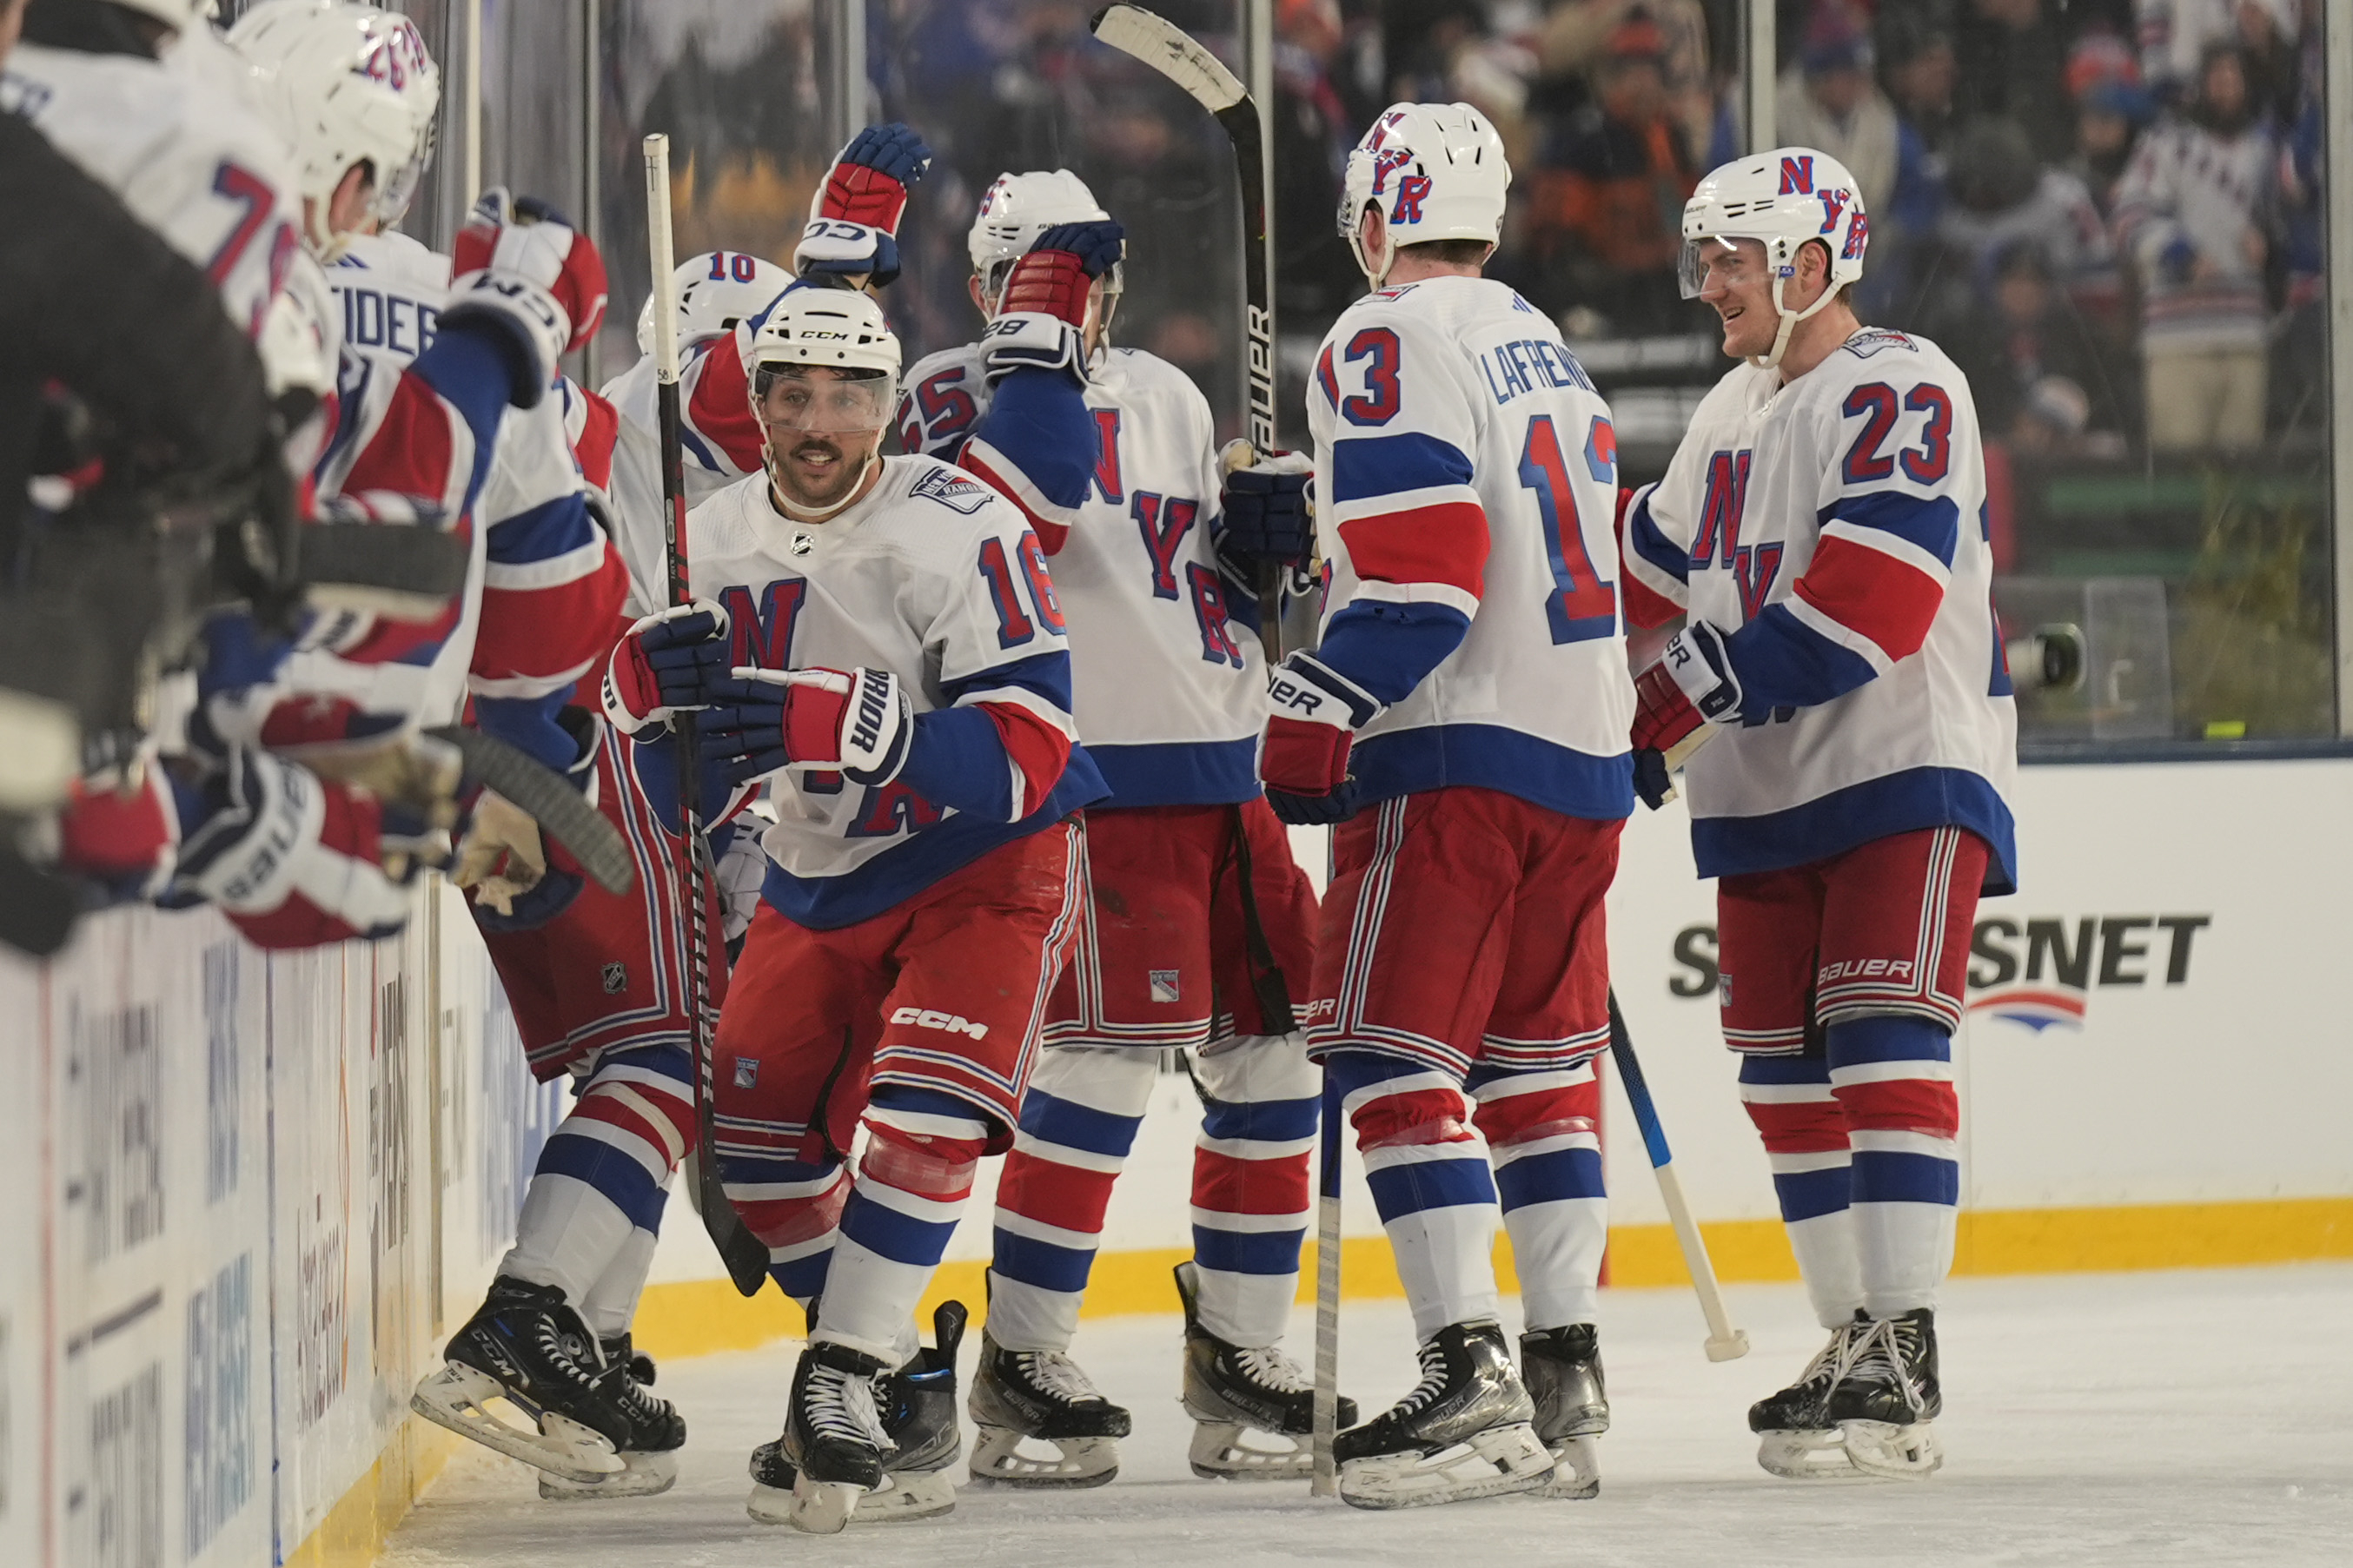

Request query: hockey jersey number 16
[{"left": 1309, "top": 275, "right": 1634, "bottom": 821}]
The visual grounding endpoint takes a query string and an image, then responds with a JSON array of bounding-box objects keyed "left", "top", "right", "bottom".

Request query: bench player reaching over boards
[
  {"left": 1617, "top": 147, "right": 2018, "bottom": 1481},
  {"left": 1264, "top": 102, "right": 1635, "bottom": 1510},
  {"left": 896, "top": 170, "right": 1338, "bottom": 1488}
]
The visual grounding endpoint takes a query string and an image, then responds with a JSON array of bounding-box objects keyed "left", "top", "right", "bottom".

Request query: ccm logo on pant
[{"left": 890, "top": 1006, "right": 990, "bottom": 1041}]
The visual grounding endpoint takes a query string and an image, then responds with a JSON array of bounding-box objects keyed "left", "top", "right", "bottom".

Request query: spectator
[
  {"left": 1528, "top": 10, "right": 1698, "bottom": 335},
  {"left": 1937, "top": 117, "right": 2119, "bottom": 322},
  {"left": 2113, "top": 43, "right": 2277, "bottom": 453},
  {"left": 2134, "top": 0, "right": 2297, "bottom": 110},
  {"left": 1536, "top": 0, "right": 1716, "bottom": 165},
  {"left": 1879, "top": 10, "right": 1959, "bottom": 156},
  {"left": 1952, "top": 0, "right": 2075, "bottom": 162},
  {"left": 1775, "top": 1, "right": 1900, "bottom": 220},
  {"left": 1272, "top": 0, "right": 1363, "bottom": 320},
  {"left": 1945, "top": 241, "right": 2131, "bottom": 447}
]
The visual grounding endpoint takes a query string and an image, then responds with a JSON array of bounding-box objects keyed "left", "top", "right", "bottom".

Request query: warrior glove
[{"left": 699, "top": 666, "right": 912, "bottom": 791}]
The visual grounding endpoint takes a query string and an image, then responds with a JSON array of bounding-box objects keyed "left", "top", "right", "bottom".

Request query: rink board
[{"left": 2, "top": 758, "right": 2346, "bottom": 1565}]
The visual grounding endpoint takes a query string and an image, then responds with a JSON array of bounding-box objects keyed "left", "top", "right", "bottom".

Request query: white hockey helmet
[
  {"left": 1680, "top": 147, "right": 1868, "bottom": 368},
  {"left": 1338, "top": 102, "right": 1510, "bottom": 288},
  {"left": 746, "top": 288, "right": 900, "bottom": 413},
  {"left": 967, "top": 169, "right": 1110, "bottom": 303},
  {"left": 229, "top": 1, "right": 441, "bottom": 250},
  {"left": 634, "top": 250, "right": 792, "bottom": 357}
]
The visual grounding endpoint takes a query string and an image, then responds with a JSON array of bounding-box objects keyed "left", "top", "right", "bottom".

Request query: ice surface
[{"left": 383, "top": 1264, "right": 2353, "bottom": 1567}]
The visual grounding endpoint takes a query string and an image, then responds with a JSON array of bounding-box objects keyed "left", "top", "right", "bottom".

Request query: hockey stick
[
  {"left": 1311, "top": 1066, "right": 1342, "bottom": 1496},
  {"left": 644, "top": 133, "right": 770, "bottom": 1298},
  {"left": 1606, "top": 989, "right": 1748, "bottom": 1361},
  {"left": 421, "top": 725, "right": 633, "bottom": 895},
  {"left": 1089, "top": 4, "right": 1284, "bottom": 663}
]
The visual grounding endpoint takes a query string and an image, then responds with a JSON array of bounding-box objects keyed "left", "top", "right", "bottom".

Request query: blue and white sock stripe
[
  {"left": 1764, "top": 1149, "right": 1854, "bottom": 1221},
  {"left": 1848, "top": 1128, "right": 1960, "bottom": 1205},
  {"left": 1196, "top": 1092, "right": 1319, "bottom": 1160},
  {"left": 1325, "top": 1053, "right": 1462, "bottom": 1121},
  {"left": 1192, "top": 1215, "right": 1310, "bottom": 1274},
  {"left": 989, "top": 1225, "right": 1096, "bottom": 1293},
  {"left": 1015, "top": 1085, "right": 1147, "bottom": 1160},
  {"left": 1358, "top": 1139, "right": 1500, "bottom": 1223},
  {"left": 837, "top": 1175, "right": 966, "bottom": 1267}
]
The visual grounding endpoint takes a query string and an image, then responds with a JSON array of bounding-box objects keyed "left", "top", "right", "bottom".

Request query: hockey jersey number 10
[{"left": 1309, "top": 275, "right": 1634, "bottom": 821}]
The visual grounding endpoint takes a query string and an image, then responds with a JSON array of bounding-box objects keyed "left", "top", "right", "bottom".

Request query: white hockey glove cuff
[
  {"left": 1265, "top": 652, "right": 1385, "bottom": 731},
  {"left": 982, "top": 310, "right": 1086, "bottom": 383},
  {"left": 1661, "top": 619, "right": 1747, "bottom": 725}
]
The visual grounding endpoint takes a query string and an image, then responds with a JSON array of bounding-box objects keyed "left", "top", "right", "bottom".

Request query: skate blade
[
  {"left": 966, "top": 1425, "right": 1118, "bottom": 1489},
  {"left": 1840, "top": 1418, "right": 1944, "bottom": 1479},
  {"left": 787, "top": 1478, "right": 866, "bottom": 1534},
  {"left": 537, "top": 1450, "right": 678, "bottom": 1501},
  {"left": 1755, "top": 1428, "right": 1863, "bottom": 1480},
  {"left": 410, "top": 1363, "right": 625, "bottom": 1483},
  {"left": 1188, "top": 1419, "right": 1315, "bottom": 1481},
  {"left": 1338, "top": 1422, "right": 1554, "bottom": 1511},
  {"left": 749, "top": 1468, "right": 953, "bottom": 1527},
  {"left": 1534, "top": 1435, "right": 1601, "bottom": 1499}
]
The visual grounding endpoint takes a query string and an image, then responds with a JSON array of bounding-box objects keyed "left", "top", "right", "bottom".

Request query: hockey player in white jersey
[
  {"left": 1618, "top": 148, "right": 2018, "bottom": 1481},
  {"left": 1264, "top": 103, "right": 1634, "bottom": 1509},
  {"left": 895, "top": 171, "right": 1342, "bottom": 1487},
  {"left": 600, "top": 287, "right": 1104, "bottom": 1532}
]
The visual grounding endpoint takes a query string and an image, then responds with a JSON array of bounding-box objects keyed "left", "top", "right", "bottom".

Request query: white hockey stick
[
  {"left": 1607, "top": 991, "right": 1748, "bottom": 1360},
  {"left": 1312, "top": 1070, "right": 1342, "bottom": 1496}
]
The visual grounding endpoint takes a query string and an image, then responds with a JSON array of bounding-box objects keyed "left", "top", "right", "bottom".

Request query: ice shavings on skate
[
  {"left": 411, "top": 1362, "right": 627, "bottom": 1484},
  {"left": 534, "top": 1449, "right": 677, "bottom": 1501},
  {"left": 1338, "top": 1420, "right": 1554, "bottom": 1510}
]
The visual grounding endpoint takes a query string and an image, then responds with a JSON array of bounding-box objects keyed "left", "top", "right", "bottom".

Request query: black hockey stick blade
[
  {"left": 297, "top": 523, "right": 470, "bottom": 620},
  {"left": 697, "top": 1148, "right": 772, "bottom": 1297},
  {"left": 423, "top": 724, "right": 635, "bottom": 896}
]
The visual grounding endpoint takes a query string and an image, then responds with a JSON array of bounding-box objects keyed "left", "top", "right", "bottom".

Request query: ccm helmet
[
  {"left": 635, "top": 250, "right": 792, "bottom": 356},
  {"left": 230, "top": 0, "right": 441, "bottom": 253},
  {"left": 1338, "top": 102, "right": 1510, "bottom": 288},
  {"left": 1680, "top": 147, "right": 1868, "bottom": 368}
]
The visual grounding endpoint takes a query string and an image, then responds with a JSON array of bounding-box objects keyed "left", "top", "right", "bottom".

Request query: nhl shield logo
[
  {"left": 1149, "top": 969, "right": 1181, "bottom": 1004},
  {"left": 600, "top": 962, "right": 628, "bottom": 995},
  {"left": 733, "top": 1057, "right": 759, "bottom": 1089}
]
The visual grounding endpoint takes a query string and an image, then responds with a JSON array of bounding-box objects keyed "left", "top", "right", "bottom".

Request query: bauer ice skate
[
  {"left": 1334, "top": 1320, "right": 1554, "bottom": 1510},
  {"left": 749, "top": 1301, "right": 968, "bottom": 1525},
  {"left": 536, "top": 1335, "right": 686, "bottom": 1500},
  {"left": 1521, "top": 1322, "right": 1607, "bottom": 1499},
  {"left": 410, "top": 1277, "right": 631, "bottom": 1484},
  {"left": 1172, "top": 1260, "right": 1356, "bottom": 1480},
  {"left": 755, "top": 1339, "right": 895, "bottom": 1533},
  {"left": 1750, "top": 1312, "right": 1872, "bottom": 1479},
  {"left": 1827, "top": 1308, "right": 1943, "bottom": 1479},
  {"left": 967, "top": 1327, "right": 1131, "bottom": 1488}
]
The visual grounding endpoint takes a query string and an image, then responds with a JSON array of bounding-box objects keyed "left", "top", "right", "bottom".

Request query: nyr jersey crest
[{"left": 911, "top": 466, "right": 992, "bottom": 515}]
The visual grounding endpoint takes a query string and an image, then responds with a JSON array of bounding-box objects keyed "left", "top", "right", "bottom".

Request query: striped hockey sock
[
  {"left": 1189, "top": 1035, "right": 1317, "bottom": 1348},
  {"left": 714, "top": 1117, "right": 852, "bottom": 1306},
  {"left": 987, "top": 1048, "right": 1157, "bottom": 1353},
  {"left": 814, "top": 1085, "right": 991, "bottom": 1360},
  {"left": 1328, "top": 1048, "right": 1500, "bottom": 1342},
  {"left": 1826, "top": 1015, "right": 1959, "bottom": 1317},
  {"left": 1739, "top": 1052, "right": 1864, "bottom": 1327},
  {"left": 1469, "top": 1061, "right": 1607, "bottom": 1332},
  {"left": 500, "top": 1041, "right": 698, "bottom": 1312}
]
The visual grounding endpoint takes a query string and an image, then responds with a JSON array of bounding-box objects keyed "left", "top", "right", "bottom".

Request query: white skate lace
[
  {"left": 805, "top": 1361, "right": 890, "bottom": 1449},
  {"left": 1014, "top": 1349, "right": 1106, "bottom": 1406},
  {"left": 1231, "top": 1345, "right": 1314, "bottom": 1396},
  {"left": 1843, "top": 1318, "right": 1926, "bottom": 1417},
  {"left": 1389, "top": 1337, "right": 1453, "bottom": 1419},
  {"left": 1797, "top": 1320, "right": 1867, "bottom": 1392}
]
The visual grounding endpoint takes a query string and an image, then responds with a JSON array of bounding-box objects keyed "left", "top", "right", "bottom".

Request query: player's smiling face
[
  {"left": 1696, "top": 237, "right": 1777, "bottom": 360},
  {"left": 757, "top": 366, "right": 891, "bottom": 515}
]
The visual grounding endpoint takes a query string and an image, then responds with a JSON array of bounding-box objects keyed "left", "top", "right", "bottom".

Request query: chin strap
[
  {"left": 1750, "top": 266, "right": 1844, "bottom": 372},
  {"left": 766, "top": 444, "right": 879, "bottom": 523}
]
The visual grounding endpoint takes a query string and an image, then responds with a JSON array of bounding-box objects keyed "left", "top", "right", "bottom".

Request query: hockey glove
[
  {"left": 454, "top": 711, "right": 596, "bottom": 930},
  {"left": 794, "top": 122, "right": 933, "bottom": 288},
  {"left": 55, "top": 765, "right": 181, "bottom": 903},
  {"left": 1216, "top": 440, "right": 1316, "bottom": 566},
  {"left": 169, "top": 748, "right": 421, "bottom": 946},
  {"left": 602, "top": 600, "right": 732, "bottom": 737},
  {"left": 1261, "top": 652, "right": 1383, "bottom": 825},
  {"left": 447, "top": 189, "right": 611, "bottom": 407},
  {"left": 1629, "top": 619, "right": 1742, "bottom": 809},
  {"left": 984, "top": 221, "right": 1126, "bottom": 383},
  {"left": 699, "top": 665, "right": 913, "bottom": 790}
]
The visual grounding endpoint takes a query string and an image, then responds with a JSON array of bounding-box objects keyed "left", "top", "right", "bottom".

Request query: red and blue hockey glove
[
  {"left": 1261, "top": 652, "right": 1384, "bottom": 825},
  {"left": 602, "top": 600, "right": 731, "bottom": 737},
  {"left": 794, "top": 122, "right": 933, "bottom": 288},
  {"left": 699, "top": 665, "right": 913, "bottom": 790},
  {"left": 984, "top": 221, "right": 1126, "bottom": 383},
  {"left": 1217, "top": 440, "right": 1316, "bottom": 566},
  {"left": 56, "top": 765, "right": 182, "bottom": 903},
  {"left": 447, "top": 189, "right": 610, "bottom": 407},
  {"left": 1629, "top": 619, "right": 1741, "bottom": 809},
  {"left": 169, "top": 747, "right": 421, "bottom": 945}
]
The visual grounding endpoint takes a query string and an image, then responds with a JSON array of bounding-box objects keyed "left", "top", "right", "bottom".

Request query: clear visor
[
  {"left": 1677, "top": 234, "right": 1767, "bottom": 300},
  {"left": 373, "top": 123, "right": 435, "bottom": 228},
  {"left": 752, "top": 367, "right": 894, "bottom": 433}
]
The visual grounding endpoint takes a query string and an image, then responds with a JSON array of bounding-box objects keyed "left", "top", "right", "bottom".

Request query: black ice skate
[
  {"left": 1749, "top": 1311, "right": 1872, "bottom": 1479},
  {"left": 749, "top": 1300, "right": 968, "bottom": 1525},
  {"left": 1333, "top": 1320, "right": 1554, "bottom": 1510},
  {"left": 1173, "top": 1260, "right": 1357, "bottom": 1480},
  {"left": 967, "top": 1320, "right": 1132, "bottom": 1488},
  {"left": 536, "top": 1335, "right": 686, "bottom": 1501},
  {"left": 410, "top": 1277, "right": 631, "bottom": 1484},
  {"left": 1521, "top": 1322, "right": 1607, "bottom": 1499},
  {"left": 1826, "top": 1308, "right": 1943, "bottom": 1479},
  {"left": 760, "top": 1339, "right": 894, "bottom": 1533}
]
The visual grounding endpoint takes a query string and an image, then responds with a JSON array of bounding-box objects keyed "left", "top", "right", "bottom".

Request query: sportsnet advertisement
[{"left": 1601, "top": 757, "right": 2353, "bottom": 1227}]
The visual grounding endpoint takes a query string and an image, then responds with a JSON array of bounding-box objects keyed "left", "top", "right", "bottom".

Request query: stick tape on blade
[{"left": 424, "top": 725, "right": 635, "bottom": 896}]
